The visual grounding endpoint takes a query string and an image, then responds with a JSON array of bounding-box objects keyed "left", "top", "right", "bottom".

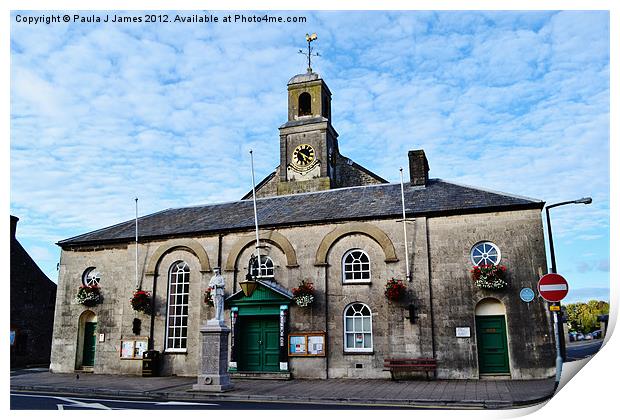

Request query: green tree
[{"left": 564, "top": 300, "right": 609, "bottom": 333}]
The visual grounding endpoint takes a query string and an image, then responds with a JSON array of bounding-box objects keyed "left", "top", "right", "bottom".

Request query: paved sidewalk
[{"left": 10, "top": 369, "right": 556, "bottom": 409}]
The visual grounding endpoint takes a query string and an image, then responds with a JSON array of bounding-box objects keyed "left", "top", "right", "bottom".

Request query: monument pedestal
[{"left": 192, "top": 319, "right": 234, "bottom": 392}]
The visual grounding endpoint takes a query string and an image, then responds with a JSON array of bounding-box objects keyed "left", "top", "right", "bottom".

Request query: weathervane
[{"left": 299, "top": 33, "right": 320, "bottom": 73}]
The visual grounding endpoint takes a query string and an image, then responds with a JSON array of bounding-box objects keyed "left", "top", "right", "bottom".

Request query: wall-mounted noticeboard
[
  {"left": 120, "top": 337, "right": 148, "bottom": 359},
  {"left": 288, "top": 332, "right": 326, "bottom": 357}
]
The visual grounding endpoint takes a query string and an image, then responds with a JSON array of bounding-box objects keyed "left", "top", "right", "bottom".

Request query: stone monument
[{"left": 192, "top": 267, "right": 234, "bottom": 392}]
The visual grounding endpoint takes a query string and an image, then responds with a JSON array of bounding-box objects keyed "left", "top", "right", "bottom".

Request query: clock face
[{"left": 292, "top": 144, "right": 316, "bottom": 168}]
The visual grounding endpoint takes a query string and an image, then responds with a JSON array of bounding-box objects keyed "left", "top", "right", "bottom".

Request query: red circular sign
[{"left": 538, "top": 274, "right": 569, "bottom": 302}]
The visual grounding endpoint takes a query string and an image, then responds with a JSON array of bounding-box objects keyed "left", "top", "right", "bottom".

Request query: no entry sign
[{"left": 538, "top": 274, "right": 569, "bottom": 302}]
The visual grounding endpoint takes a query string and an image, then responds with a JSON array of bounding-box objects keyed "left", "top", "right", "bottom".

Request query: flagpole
[
  {"left": 135, "top": 197, "right": 139, "bottom": 290},
  {"left": 400, "top": 168, "right": 411, "bottom": 282},
  {"left": 249, "top": 150, "right": 261, "bottom": 272}
]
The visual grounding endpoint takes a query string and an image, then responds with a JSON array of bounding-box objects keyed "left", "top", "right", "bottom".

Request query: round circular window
[
  {"left": 470, "top": 242, "right": 501, "bottom": 266},
  {"left": 82, "top": 267, "right": 101, "bottom": 287}
]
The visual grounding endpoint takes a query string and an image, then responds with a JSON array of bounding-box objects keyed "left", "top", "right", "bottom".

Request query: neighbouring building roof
[{"left": 57, "top": 179, "right": 544, "bottom": 247}]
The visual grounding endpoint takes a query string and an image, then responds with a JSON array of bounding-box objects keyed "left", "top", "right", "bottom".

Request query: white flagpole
[
  {"left": 400, "top": 168, "right": 411, "bottom": 282},
  {"left": 135, "top": 197, "right": 139, "bottom": 290},
  {"left": 249, "top": 150, "right": 261, "bottom": 273}
]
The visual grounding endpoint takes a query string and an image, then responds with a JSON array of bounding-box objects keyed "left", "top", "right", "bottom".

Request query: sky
[{"left": 9, "top": 9, "right": 610, "bottom": 304}]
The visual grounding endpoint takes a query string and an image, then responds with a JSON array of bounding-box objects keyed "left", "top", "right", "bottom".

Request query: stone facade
[{"left": 51, "top": 210, "right": 555, "bottom": 380}]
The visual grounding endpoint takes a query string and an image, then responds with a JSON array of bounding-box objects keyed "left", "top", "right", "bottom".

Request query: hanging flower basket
[
  {"left": 292, "top": 280, "right": 315, "bottom": 307},
  {"left": 204, "top": 287, "right": 214, "bottom": 307},
  {"left": 385, "top": 278, "right": 406, "bottom": 301},
  {"left": 470, "top": 264, "right": 508, "bottom": 290},
  {"left": 130, "top": 289, "right": 152, "bottom": 314},
  {"left": 76, "top": 285, "right": 102, "bottom": 307}
]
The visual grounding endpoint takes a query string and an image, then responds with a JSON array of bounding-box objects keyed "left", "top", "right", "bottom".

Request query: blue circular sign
[{"left": 520, "top": 287, "right": 535, "bottom": 303}]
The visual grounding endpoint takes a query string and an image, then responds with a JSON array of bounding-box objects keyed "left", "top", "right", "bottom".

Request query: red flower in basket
[
  {"left": 384, "top": 278, "right": 406, "bottom": 301},
  {"left": 130, "top": 289, "right": 152, "bottom": 314}
]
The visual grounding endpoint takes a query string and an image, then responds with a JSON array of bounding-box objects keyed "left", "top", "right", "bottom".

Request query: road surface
[
  {"left": 565, "top": 338, "right": 603, "bottom": 362},
  {"left": 10, "top": 392, "right": 410, "bottom": 410}
]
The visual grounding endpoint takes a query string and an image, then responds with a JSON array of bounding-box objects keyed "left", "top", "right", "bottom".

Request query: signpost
[
  {"left": 538, "top": 274, "right": 569, "bottom": 302},
  {"left": 538, "top": 273, "right": 569, "bottom": 387}
]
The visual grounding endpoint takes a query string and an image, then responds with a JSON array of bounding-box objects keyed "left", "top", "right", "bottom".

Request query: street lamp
[
  {"left": 545, "top": 197, "right": 592, "bottom": 274},
  {"left": 544, "top": 196, "right": 592, "bottom": 386}
]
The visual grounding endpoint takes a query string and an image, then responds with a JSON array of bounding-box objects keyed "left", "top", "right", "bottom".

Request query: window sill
[
  {"left": 343, "top": 351, "right": 374, "bottom": 355},
  {"left": 164, "top": 350, "right": 188, "bottom": 355},
  {"left": 342, "top": 281, "right": 371, "bottom": 285}
]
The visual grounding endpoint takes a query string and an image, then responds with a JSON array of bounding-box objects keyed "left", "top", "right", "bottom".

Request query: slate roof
[
  {"left": 225, "top": 279, "right": 294, "bottom": 302},
  {"left": 57, "top": 179, "right": 544, "bottom": 247}
]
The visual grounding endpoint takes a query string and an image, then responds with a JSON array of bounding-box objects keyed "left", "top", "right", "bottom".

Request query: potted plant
[
  {"left": 384, "top": 278, "right": 407, "bottom": 301},
  {"left": 76, "top": 285, "right": 102, "bottom": 307},
  {"left": 470, "top": 264, "right": 508, "bottom": 290},
  {"left": 204, "top": 287, "right": 214, "bottom": 306},
  {"left": 292, "top": 280, "right": 315, "bottom": 307},
  {"left": 130, "top": 289, "right": 152, "bottom": 314}
]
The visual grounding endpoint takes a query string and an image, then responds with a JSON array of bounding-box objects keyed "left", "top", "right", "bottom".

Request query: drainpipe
[
  {"left": 217, "top": 234, "right": 223, "bottom": 269},
  {"left": 149, "top": 273, "right": 158, "bottom": 351},
  {"left": 425, "top": 219, "right": 436, "bottom": 358},
  {"left": 324, "top": 265, "right": 329, "bottom": 379}
]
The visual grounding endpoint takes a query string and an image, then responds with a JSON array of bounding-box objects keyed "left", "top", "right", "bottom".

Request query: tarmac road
[
  {"left": 565, "top": 338, "right": 604, "bottom": 362},
  {"left": 10, "top": 392, "right": 409, "bottom": 410}
]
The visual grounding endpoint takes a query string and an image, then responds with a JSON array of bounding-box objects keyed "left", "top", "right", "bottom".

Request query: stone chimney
[
  {"left": 10, "top": 215, "right": 19, "bottom": 239},
  {"left": 408, "top": 150, "right": 430, "bottom": 186}
]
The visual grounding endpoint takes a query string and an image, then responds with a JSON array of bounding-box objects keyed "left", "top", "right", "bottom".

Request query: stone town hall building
[{"left": 50, "top": 69, "right": 555, "bottom": 380}]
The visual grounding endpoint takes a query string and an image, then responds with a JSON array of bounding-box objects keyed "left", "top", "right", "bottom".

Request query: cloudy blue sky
[{"left": 9, "top": 10, "right": 610, "bottom": 303}]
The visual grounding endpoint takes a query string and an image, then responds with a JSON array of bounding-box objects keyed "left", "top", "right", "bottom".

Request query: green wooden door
[
  {"left": 476, "top": 315, "right": 510, "bottom": 374},
  {"left": 239, "top": 317, "right": 279, "bottom": 372},
  {"left": 82, "top": 322, "right": 97, "bottom": 367}
]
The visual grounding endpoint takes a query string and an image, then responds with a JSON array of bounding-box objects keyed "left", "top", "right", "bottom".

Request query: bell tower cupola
[
  {"left": 276, "top": 34, "right": 340, "bottom": 196},
  {"left": 286, "top": 72, "right": 332, "bottom": 123}
]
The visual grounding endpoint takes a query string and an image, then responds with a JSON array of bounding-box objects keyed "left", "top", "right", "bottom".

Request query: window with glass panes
[
  {"left": 82, "top": 267, "right": 101, "bottom": 287},
  {"left": 342, "top": 249, "right": 371, "bottom": 282},
  {"left": 250, "top": 255, "right": 274, "bottom": 278},
  {"left": 165, "top": 261, "right": 190, "bottom": 351},
  {"left": 344, "top": 303, "right": 373, "bottom": 352},
  {"left": 470, "top": 241, "right": 501, "bottom": 266}
]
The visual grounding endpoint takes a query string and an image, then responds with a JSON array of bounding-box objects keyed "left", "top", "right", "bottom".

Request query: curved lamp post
[
  {"left": 544, "top": 196, "right": 592, "bottom": 386},
  {"left": 545, "top": 197, "right": 592, "bottom": 274}
]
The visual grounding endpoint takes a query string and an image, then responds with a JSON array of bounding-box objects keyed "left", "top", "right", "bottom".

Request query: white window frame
[
  {"left": 165, "top": 261, "right": 190, "bottom": 352},
  {"left": 470, "top": 241, "right": 502, "bottom": 266},
  {"left": 82, "top": 267, "right": 101, "bottom": 287},
  {"left": 250, "top": 255, "right": 275, "bottom": 279},
  {"left": 342, "top": 249, "right": 371, "bottom": 283},
  {"left": 343, "top": 302, "right": 373, "bottom": 353}
]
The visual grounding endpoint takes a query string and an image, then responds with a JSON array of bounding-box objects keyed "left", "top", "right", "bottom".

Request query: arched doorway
[
  {"left": 475, "top": 298, "right": 510, "bottom": 375},
  {"left": 76, "top": 311, "right": 98, "bottom": 370}
]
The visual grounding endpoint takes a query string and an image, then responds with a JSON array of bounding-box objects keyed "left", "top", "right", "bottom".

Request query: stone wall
[
  {"left": 51, "top": 208, "right": 554, "bottom": 380},
  {"left": 427, "top": 210, "right": 555, "bottom": 379},
  {"left": 333, "top": 154, "right": 385, "bottom": 188}
]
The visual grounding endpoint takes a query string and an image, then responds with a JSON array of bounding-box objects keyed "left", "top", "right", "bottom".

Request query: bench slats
[{"left": 383, "top": 358, "right": 437, "bottom": 380}]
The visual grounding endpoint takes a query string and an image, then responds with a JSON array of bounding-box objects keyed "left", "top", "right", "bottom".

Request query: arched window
[
  {"left": 165, "top": 261, "right": 190, "bottom": 351},
  {"left": 298, "top": 92, "right": 311, "bottom": 116},
  {"left": 344, "top": 303, "right": 373, "bottom": 352},
  {"left": 342, "top": 249, "right": 371, "bottom": 283},
  {"left": 250, "top": 255, "right": 274, "bottom": 279},
  {"left": 82, "top": 267, "right": 101, "bottom": 287},
  {"left": 470, "top": 241, "right": 501, "bottom": 266}
]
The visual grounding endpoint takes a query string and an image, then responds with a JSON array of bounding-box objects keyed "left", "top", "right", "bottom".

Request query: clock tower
[{"left": 276, "top": 71, "right": 339, "bottom": 195}]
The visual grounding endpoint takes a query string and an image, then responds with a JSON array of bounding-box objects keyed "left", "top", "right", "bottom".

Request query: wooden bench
[{"left": 383, "top": 358, "right": 437, "bottom": 380}]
